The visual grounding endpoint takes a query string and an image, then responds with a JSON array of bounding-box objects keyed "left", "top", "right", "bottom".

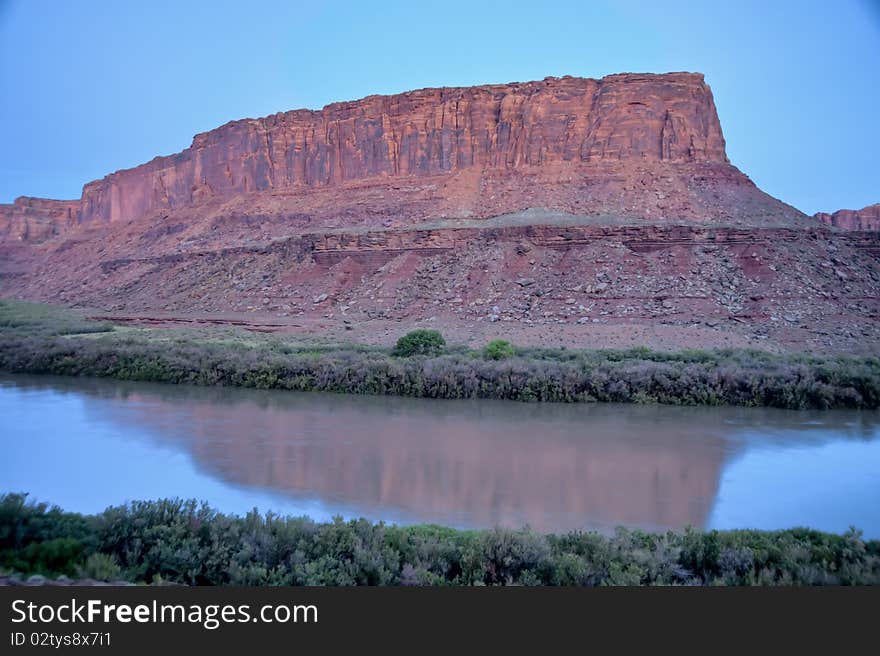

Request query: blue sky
[{"left": 0, "top": 0, "right": 877, "bottom": 215}]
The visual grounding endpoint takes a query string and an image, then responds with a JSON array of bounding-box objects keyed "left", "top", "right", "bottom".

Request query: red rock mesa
[{"left": 1, "top": 72, "right": 877, "bottom": 353}]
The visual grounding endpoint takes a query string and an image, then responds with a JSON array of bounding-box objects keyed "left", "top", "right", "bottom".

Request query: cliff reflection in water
[{"left": 8, "top": 376, "right": 880, "bottom": 533}]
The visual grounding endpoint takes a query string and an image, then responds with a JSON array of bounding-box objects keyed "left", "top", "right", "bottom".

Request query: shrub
[
  {"left": 483, "top": 339, "right": 515, "bottom": 361},
  {"left": 16, "top": 538, "right": 85, "bottom": 576},
  {"left": 1, "top": 495, "right": 878, "bottom": 586},
  {"left": 392, "top": 329, "right": 446, "bottom": 357},
  {"left": 78, "top": 552, "right": 121, "bottom": 582}
]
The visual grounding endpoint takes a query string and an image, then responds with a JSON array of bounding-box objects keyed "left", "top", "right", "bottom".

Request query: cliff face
[
  {"left": 3, "top": 72, "right": 734, "bottom": 237},
  {"left": 815, "top": 204, "right": 880, "bottom": 231},
  {"left": 0, "top": 197, "right": 79, "bottom": 242}
]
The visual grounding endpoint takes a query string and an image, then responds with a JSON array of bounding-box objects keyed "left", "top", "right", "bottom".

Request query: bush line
[
  {"left": 2, "top": 301, "right": 878, "bottom": 409},
  {"left": 2, "top": 494, "right": 877, "bottom": 586},
  {"left": 1, "top": 330, "right": 879, "bottom": 409}
]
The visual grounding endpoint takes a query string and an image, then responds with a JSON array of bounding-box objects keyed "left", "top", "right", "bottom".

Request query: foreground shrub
[
  {"left": 1, "top": 494, "right": 877, "bottom": 586},
  {"left": 78, "top": 552, "right": 122, "bottom": 582},
  {"left": 392, "top": 329, "right": 446, "bottom": 357},
  {"left": 483, "top": 339, "right": 515, "bottom": 361}
]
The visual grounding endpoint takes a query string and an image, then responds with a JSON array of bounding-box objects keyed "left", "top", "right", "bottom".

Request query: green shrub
[
  {"left": 392, "top": 329, "right": 446, "bottom": 357},
  {"left": 16, "top": 538, "right": 84, "bottom": 576},
  {"left": 483, "top": 339, "right": 515, "bottom": 361},
  {"left": 78, "top": 552, "right": 121, "bottom": 582}
]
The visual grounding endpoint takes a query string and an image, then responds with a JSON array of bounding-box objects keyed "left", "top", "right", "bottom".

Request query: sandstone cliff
[
  {"left": 0, "top": 197, "right": 79, "bottom": 242},
  {"left": 815, "top": 204, "right": 880, "bottom": 231},
  {"left": 2, "top": 72, "right": 805, "bottom": 245},
  {"left": 74, "top": 72, "right": 728, "bottom": 226}
]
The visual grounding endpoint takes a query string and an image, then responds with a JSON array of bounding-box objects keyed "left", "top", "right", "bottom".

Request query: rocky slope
[{"left": 0, "top": 72, "right": 877, "bottom": 353}]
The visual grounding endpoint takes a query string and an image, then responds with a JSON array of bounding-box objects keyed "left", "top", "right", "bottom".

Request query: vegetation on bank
[
  {"left": 1, "top": 299, "right": 880, "bottom": 409},
  {"left": 392, "top": 328, "right": 446, "bottom": 357},
  {"left": 483, "top": 339, "right": 515, "bottom": 360},
  {"left": 1, "top": 494, "right": 877, "bottom": 586}
]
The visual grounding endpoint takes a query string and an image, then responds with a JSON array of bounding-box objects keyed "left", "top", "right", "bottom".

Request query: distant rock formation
[
  {"left": 0, "top": 197, "right": 78, "bottom": 242},
  {"left": 815, "top": 204, "right": 880, "bottom": 231}
]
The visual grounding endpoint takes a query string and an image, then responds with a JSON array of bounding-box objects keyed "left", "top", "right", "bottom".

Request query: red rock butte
[
  {"left": 2, "top": 72, "right": 806, "bottom": 239},
  {"left": 1, "top": 72, "right": 878, "bottom": 354}
]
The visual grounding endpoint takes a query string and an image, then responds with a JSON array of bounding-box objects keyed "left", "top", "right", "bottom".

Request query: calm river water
[{"left": 1, "top": 374, "right": 879, "bottom": 537}]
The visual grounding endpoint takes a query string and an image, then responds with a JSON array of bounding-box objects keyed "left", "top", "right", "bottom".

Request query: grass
[{"left": 0, "top": 299, "right": 114, "bottom": 336}]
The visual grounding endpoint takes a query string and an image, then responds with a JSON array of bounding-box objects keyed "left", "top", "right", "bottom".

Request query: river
[{"left": 1, "top": 374, "right": 879, "bottom": 537}]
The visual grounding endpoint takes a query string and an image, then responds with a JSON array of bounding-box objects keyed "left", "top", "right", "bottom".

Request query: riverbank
[
  {"left": 1, "top": 494, "right": 877, "bottom": 586},
  {"left": 1, "top": 300, "right": 879, "bottom": 409}
]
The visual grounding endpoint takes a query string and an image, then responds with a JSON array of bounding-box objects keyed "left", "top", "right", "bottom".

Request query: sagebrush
[{"left": 1, "top": 494, "right": 876, "bottom": 586}]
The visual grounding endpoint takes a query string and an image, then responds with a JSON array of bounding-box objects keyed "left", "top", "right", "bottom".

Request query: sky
[{"left": 0, "top": 0, "right": 878, "bottom": 215}]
